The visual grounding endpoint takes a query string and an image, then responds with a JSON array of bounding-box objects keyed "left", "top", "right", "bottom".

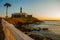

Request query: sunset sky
[{"left": 0, "top": 0, "right": 60, "bottom": 20}]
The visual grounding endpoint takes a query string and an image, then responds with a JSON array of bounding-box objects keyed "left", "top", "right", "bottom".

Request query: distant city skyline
[{"left": 0, "top": 0, "right": 60, "bottom": 20}]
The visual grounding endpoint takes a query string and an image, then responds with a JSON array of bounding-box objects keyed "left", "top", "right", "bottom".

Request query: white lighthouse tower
[{"left": 20, "top": 7, "right": 22, "bottom": 15}]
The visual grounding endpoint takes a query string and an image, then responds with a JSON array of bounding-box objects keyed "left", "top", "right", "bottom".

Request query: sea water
[{"left": 26, "top": 20, "right": 60, "bottom": 40}]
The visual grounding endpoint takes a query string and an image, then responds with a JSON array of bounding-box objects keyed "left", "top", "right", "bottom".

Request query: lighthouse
[{"left": 20, "top": 7, "right": 22, "bottom": 15}]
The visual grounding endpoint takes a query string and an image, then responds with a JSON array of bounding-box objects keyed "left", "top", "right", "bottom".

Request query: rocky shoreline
[{"left": 4, "top": 18, "right": 53, "bottom": 40}]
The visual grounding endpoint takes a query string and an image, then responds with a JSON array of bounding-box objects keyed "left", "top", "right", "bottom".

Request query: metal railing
[{"left": 2, "top": 19, "right": 33, "bottom": 40}]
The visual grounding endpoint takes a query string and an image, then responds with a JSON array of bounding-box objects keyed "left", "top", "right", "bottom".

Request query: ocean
[{"left": 26, "top": 20, "right": 60, "bottom": 40}]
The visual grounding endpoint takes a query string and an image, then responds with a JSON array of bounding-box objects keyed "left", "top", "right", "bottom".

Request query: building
[
  {"left": 11, "top": 7, "right": 27, "bottom": 18},
  {"left": 11, "top": 7, "right": 32, "bottom": 18}
]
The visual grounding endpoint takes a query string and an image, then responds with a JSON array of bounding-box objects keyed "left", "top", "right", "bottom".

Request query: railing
[{"left": 2, "top": 19, "right": 33, "bottom": 40}]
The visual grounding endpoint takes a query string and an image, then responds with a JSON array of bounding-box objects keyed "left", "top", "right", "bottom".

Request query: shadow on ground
[{"left": 0, "top": 19, "right": 5, "bottom": 40}]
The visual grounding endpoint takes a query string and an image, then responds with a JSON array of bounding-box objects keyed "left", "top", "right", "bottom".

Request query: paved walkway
[{"left": 0, "top": 18, "right": 5, "bottom": 40}]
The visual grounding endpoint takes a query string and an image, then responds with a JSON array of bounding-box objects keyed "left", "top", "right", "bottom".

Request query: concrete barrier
[{"left": 2, "top": 19, "right": 33, "bottom": 40}]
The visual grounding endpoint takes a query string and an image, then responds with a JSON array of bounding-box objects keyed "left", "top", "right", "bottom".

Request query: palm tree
[{"left": 4, "top": 3, "right": 11, "bottom": 18}]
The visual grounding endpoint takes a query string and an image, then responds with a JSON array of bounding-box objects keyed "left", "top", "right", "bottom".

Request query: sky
[{"left": 0, "top": 0, "right": 60, "bottom": 20}]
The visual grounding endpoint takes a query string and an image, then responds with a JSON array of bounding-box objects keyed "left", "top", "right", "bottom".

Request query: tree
[{"left": 4, "top": 3, "right": 11, "bottom": 18}]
